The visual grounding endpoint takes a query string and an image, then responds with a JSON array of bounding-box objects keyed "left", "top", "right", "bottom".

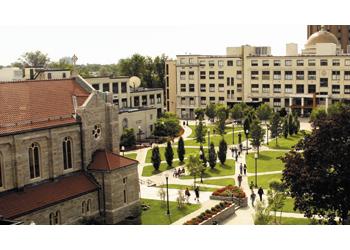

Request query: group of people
[
  {"left": 249, "top": 181, "right": 265, "bottom": 207},
  {"left": 173, "top": 167, "right": 185, "bottom": 178},
  {"left": 230, "top": 145, "right": 244, "bottom": 161},
  {"left": 184, "top": 187, "right": 200, "bottom": 204}
]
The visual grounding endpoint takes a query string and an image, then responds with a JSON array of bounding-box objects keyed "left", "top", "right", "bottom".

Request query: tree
[
  {"left": 195, "top": 108, "right": 205, "bottom": 120},
  {"left": 120, "top": 128, "right": 136, "bottom": 148},
  {"left": 254, "top": 201, "right": 272, "bottom": 225},
  {"left": 185, "top": 155, "right": 202, "bottom": 187},
  {"left": 151, "top": 146, "right": 161, "bottom": 171},
  {"left": 270, "top": 112, "right": 282, "bottom": 146},
  {"left": 218, "top": 139, "right": 228, "bottom": 165},
  {"left": 205, "top": 103, "right": 216, "bottom": 122},
  {"left": 282, "top": 117, "right": 289, "bottom": 139},
  {"left": 177, "top": 137, "right": 185, "bottom": 163},
  {"left": 208, "top": 143, "right": 217, "bottom": 169},
  {"left": 243, "top": 117, "right": 250, "bottom": 140},
  {"left": 249, "top": 119, "right": 265, "bottom": 155},
  {"left": 18, "top": 50, "right": 50, "bottom": 67},
  {"left": 282, "top": 105, "right": 350, "bottom": 224},
  {"left": 310, "top": 107, "right": 327, "bottom": 127},
  {"left": 215, "top": 104, "right": 228, "bottom": 136},
  {"left": 153, "top": 112, "right": 181, "bottom": 138},
  {"left": 256, "top": 104, "right": 272, "bottom": 144},
  {"left": 195, "top": 119, "right": 207, "bottom": 145},
  {"left": 230, "top": 104, "right": 244, "bottom": 123},
  {"left": 267, "top": 181, "right": 287, "bottom": 224},
  {"left": 288, "top": 113, "right": 294, "bottom": 136},
  {"left": 294, "top": 113, "right": 300, "bottom": 134},
  {"left": 164, "top": 141, "right": 174, "bottom": 167},
  {"left": 279, "top": 107, "right": 287, "bottom": 118}
]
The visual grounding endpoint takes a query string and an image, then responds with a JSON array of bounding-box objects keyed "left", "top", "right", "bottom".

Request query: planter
[
  {"left": 210, "top": 195, "right": 248, "bottom": 207},
  {"left": 200, "top": 203, "right": 236, "bottom": 225}
]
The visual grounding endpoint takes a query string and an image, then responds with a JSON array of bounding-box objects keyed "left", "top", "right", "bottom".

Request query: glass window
[
  {"left": 112, "top": 82, "right": 118, "bottom": 93},
  {"left": 308, "top": 59, "right": 316, "bottom": 66},
  {"left": 103, "top": 83, "right": 109, "bottom": 92},
  {"left": 308, "top": 85, "right": 316, "bottom": 94},
  {"left": 296, "top": 85, "right": 304, "bottom": 94},
  {"left": 209, "top": 84, "right": 215, "bottom": 92},
  {"left": 320, "top": 59, "right": 328, "bottom": 66},
  {"left": 29, "top": 143, "right": 40, "bottom": 179},
  {"left": 332, "top": 71, "right": 340, "bottom": 80},
  {"left": 218, "top": 60, "right": 224, "bottom": 67},
  {"left": 273, "top": 60, "right": 281, "bottom": 66},
  {"left": 62, "top": 137, "right": 73, "bottom": 170},
  {"left": 273, "top": 71, "right": 281, "bottom": 80},
  {"left": 285, "top": 60, "right": 292, "bottom": 66},
  {"left": 344, "top": 71, "right": 350, "bottom": 80},
  {"left": 92, "top": 84, "right": 99, "bottom": 90},
  {"left": 251, "top": 71, "right": 259, "bottom": 80},
  {"left": 332, "top": 59, "right": 340, "bottom": 66},
  {"left": 296, "top": 60, "right": 304, "bottom": 66},
  {"left": 308, "top": 71, "right": 316, "bottom": 80},
  {"left": 320, "top": 78, "right": 328, "bottom": 87},
  {"left": 189, "top": 84, "right": 195, "bottom": 92},
  {"left": 236, "top": 60, "right": 242, "bottom": 66},
  {"left": 345, "top": 60, "right": 350, "bottom": 66},
  {"left": 180, "top": 84, "right": 186, "bottom": 92},
  {"left": 209, "top": 71, "right": 215, "bottom": 79},
  {"left": 262, "top": 60, "right": 269, "bottom": 66},
  {"left": 200, "top": 71, "right": 206, "bottom": 79},
  {"left": 189, "top": 71, "right": 194, "bottom": 80},
  {"left": 209, "top": 60, "right": 215, "bottom": 67},
  {"left": 285, "top": 71, "right": 293, "bottom": 80},
  {"left": 200, "top": 84, "right": 206, "bottom": 92},
  {"left": 296, "top": 71, "right": 304, "bottom": 80},
  {"left": 227, "top": 60, "right": 233, "bottom": 66},
  {"left": 121, "top": 82, "right": 127, "bottom": 93},
  {"left": 251, "top": 60, "right": 258, "bottom": 66}
]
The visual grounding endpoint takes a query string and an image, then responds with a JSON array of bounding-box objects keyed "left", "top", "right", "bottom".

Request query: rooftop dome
[{"left": 306, "top": 26, "right": 339, "bottom": 46}]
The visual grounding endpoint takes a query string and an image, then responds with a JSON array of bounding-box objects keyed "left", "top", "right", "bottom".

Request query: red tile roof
[
  {"left": 88, "top": 150, "right": 138, "bottom": 171},
  {"left": 0, "top": 172, "right": 99, "bottom": 219},
  {"left": 0, "top": 79, "right": 90, "bottom": 135}
]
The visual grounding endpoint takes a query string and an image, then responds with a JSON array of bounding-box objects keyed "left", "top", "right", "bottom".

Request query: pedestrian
[
  {"left": 173, "top": 169, "right": 177, "bottom": 178},
  {"left": 183, "top": 121, "right": 186, "bottom": 126},
  {"left": 185, "top": 188, "right": 191, "bottom": 204},
  {"left": 237, "top": 174, "right": 243, "bottom": 187},
  {"left": 235, "top": 154, "right": 238, "bottom": 162},
  {"left": 258, "top": 187, "right": 264, "bottom": 201},
  {"left": 186, "top": 121, "right": 189, "bottom": 126},
  {"left": 238, "top": 151, "right": 241, "bottom": 157},
  {"left": 181, "top": 167, "right": 185, "bottom": 174},
  {"left": 243, "top": 164, "right": 247, "bottom": 175},
  {"left": 239, "top": 163, "right": 243, "bottom": 175},
  {"left": 231, "top": 147, "right": 234, "bottom": 157},
  {"left": 250, "top": 191, "right": 256, "bottom": 207},
  {"left": 194, "top": 186, "right": 200, "bottom": 202},
  {"left": 239, "top": 143, "right": 243, "bottom": 152},
  {"left": 238, "top": 132, "right": 242, "bottom": 144},
  {"left": 249, "top": 181, "right": 254, "bottom": 191}
]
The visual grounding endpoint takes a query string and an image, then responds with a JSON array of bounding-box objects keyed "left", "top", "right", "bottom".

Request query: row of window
[
  {"left": 180, "top": 83, "right": 242, "bottom": 93},
  {"left": 250, "top": 58, "right": 350, "bottom": 67},
  {"left": 251, "top": 84, "right": 350, "bottom": 94},
  {"left": 179, "top": 58, "right": 242, "bottom": 67},
  {"left": 92, "top": 82, "right": 128, "bottom": 94},
  {"left": 132, "top": 95, "right": 162, "bottom": 106},
  {"left": 251, "top": 70, "right": 350, "bottom": 81},
  {"left": 180, "top": 71, "right": 242, "bottom": 80},
  {"left": 180, "top": 96, "right": 226, "bottom": 106}
]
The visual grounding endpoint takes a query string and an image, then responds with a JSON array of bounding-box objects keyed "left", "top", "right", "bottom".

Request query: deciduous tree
[
  {"left": 250, "top": 119, "right": 265, "bottom": 155},
  {"left": 270, "top": 112, "right": 282, "bottom": 146}
]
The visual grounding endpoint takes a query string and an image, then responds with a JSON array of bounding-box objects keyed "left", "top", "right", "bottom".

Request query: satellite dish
[{"left": 129, "top": 76, "right": 141, "bottom": 90}]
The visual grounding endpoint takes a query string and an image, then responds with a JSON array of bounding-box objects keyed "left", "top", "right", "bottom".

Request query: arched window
[
  {"left": 0, "top": 153, "right": 3, "bottom": 188},
  {"left": 82, "top": 201, "right": 86, "bottom": 215},
  {"left": 28, "top": 143, "right": 40, "bottom": 179},
  {"left": 86, "top": 199, "right": 91, "bottom": 214},
  {"left": 49, "top": 213, "right": 55, "bottom": 225},
  {"left": 62, "top": 137, "right": 73, "bottom": 170},
  {"left": 55, "top": 211, "right": 61, "bottom": 225},
  {"left": 122, "top": 118, "right": 128, "bottom": 129}
]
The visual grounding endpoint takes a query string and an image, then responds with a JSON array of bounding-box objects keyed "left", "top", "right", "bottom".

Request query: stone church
[{"left": 0, "top": 76, "right": 140, "bottom": 224}]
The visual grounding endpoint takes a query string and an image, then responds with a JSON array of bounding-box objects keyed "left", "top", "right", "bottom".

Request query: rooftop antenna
[{"left": 129, "top": 76, "right": 141, "bottom": 91}]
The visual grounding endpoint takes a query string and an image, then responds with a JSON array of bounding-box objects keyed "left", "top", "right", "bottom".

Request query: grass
[
  {"left": 282, "top": 197, "right": 301, "bottom": 213},
  {"left": 183, "top": 132, "right": 246, "bottom": 147},
  {"left": 278, "top": 217, "right": 312, "bottom": 225},
  {"left": 124, "top": 153, "right": 137, "bottom": 160},
  {"left": 196, "top": 178, "right": 235, "bottom": 186},
  {"left": 248, "top": 173, "right": 282, "bottom": 189},
  {"left": 157, "top": 184, "right": 217, "bottom": 192},
  {"left": 142, "top": 161, "right": 185, "bottom": 177},
  {"left": 141, "top": 198, "right": 201, "bottom": 225},
  {"left": 180, "top": 159, "right": 235, "bottom": 179},
  {"left": 267, "top": 132, "right": 305, "bottom": 150},
  {"left": 246, "top": 151, "right": 286, "bottom": 173},
  {"left": 188, "top": 125, "right": 243, "bottom": 138},
  {"left": 145, "top": 147, "right": 200, "bottom": 163}
]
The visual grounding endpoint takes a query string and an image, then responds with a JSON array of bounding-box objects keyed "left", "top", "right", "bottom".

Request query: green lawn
[
  {"left": 248, "top": 173, "right": 282, "bottom": 189},
  {"left": 157, "top": 184, "right": 217, "bottom": 192},
  {"left": 267, "top": 133, "right": 305, "bottom": 150},
  {"left": 188, "top": 125, "right": 243, "bottom": 139},
  {"left": 141, "top": 198, "right": 201, "bottom": 225},
  {"left": 124, "top": 153, "right": 137, "bottom": 160},
  {"left": 142, "top": 160, "right": 185, "bottom": 177},
  {"left": 196, "top": 178, "right": 235, "bottom": 186},
  {"left": 145, "top": 147, "right": 200, "bottom": 163},
  {"left": 246, "top": 151, "right": 286, "bottom": 173},
  {"left": 183, "top": 131, "right": 246, "bottom": 147},
  {"left": 278, "top": 217, "right": 312, "bottom": 225},
  {"left": 282, "top": 197, "right": 301, "bottom": 213},
  {"left": 180, "top": 159, "right": 235, "bottom": 179}
]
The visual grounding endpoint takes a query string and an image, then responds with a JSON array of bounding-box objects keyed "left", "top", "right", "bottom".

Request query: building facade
[
  {"left": 166, "top": 27, "right": 350, "bottom": 119},
  {"left": 0, "top": 76, "right": 140, "bottom": 225},
  {"left": 85, "top": 77, "right": 164, "bottom": 140}
]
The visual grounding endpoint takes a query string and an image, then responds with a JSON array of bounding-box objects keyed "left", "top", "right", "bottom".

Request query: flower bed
[
  {"left": 210, "top": 185, "right": 248, "bottom": 207},
  {"left": 183, "top": 201, "right": 234, "bottom": 225}
]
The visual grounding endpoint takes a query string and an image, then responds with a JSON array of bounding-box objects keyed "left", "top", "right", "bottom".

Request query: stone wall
[
  {"left": 210, "top": 195, "right": 248, "bottom": 207},
  {"left": 200, "top": 203, "right": 236, "bottom": 225}
]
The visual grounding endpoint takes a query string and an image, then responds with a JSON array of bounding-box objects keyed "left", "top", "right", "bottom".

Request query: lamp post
[
  {"left": 165, "top": 173, "right": 170, "bottom": 215},
  {"left": 245, "top": 129, "right": 249, "bottom": 155},
  {"left": 254, "top": 153, "right": 258, "bottom": 188},
  {"left": 121, "top": 146, "right": 125, "bottom": 156},
  {"left": 232, "top": 122, "right": 235, "bottom": 145}
]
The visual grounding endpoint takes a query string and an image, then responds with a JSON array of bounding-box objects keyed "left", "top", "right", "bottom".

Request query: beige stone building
[
  {"left": 166, "top": 27, "right": 350, "bottom": 118},
  {"left": 85, "top": 76, "right": 164, "bottom": 140},
  {"left": 0, "top": 76, "right": 140, "bottom": 225}
]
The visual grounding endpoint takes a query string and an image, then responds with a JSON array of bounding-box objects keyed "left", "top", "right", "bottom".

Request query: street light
[
  {"left": 121, "top": 146, "right": 125, "bottom": 156},
  {"left": 254, "top": 153, "right": 258, "bottom": 188},
  {"left": 165, "top": 173, "right": 170, "bottom": 215},
  {"left": 245, "top": 129, "right": 249, "bottom": 155}
]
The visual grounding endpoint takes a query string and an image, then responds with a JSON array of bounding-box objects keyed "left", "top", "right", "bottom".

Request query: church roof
[
  {"left": 88, "top": 150, "right": 138, "bottom": 172},
  {"left": 306, "top": 26, "right": 339, "bottom": 46},
  {"left": 0, "top": 78, "right": 90, "bottom": 136},
  {"left": 0, "top": 172, "right": 99, "bottom": 219}
]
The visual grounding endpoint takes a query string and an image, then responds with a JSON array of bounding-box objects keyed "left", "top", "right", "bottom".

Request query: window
[
  {"left": 189, "top": 58, "right": 194, "bottom": 64},
  {"left": 227, "top": 60, "right": 233, "bottom": 66},
  {"left": 285, "top": 60, "right": 292, "bottom": 66},
  {"left": 121, "top": 98, "right": 127, "bottom": 108},
  {"left": 273, "top": 84, "right": 281, "bottom": 93},
  {"left": 285, "top": 71, "right": 293, "bottom": 80},
  {"left": 251, "top": 71, "right": 259, "bottom": 80},
  {"left": 62, "top": 73, "right": 66, "bottom": 78},
  {"left": 332, "top": 59, "right": 340, "bottom": 66},
  {"left": 262, "top": 60, "right": 269, "bottom": 66},
  {"left": 181, "top": 97, "right": 186, "bottom": 105},
  {"left": 296, "top": 85, "right": 304, "bottom": 94},
  {"left": 200, "top": 71, "right": 206, "bottom": 79},
  {"left": 308, "top": 59, "right": 316, "bottom": 66},
  {"left": 92, "top": 125, "right": 102, "bottom": 140},
  {"left": 123, "top": 177, "right": 127, "bottom": 184},
  {"left": 273, "top": 60, "right": 281, "bottom": 66},
  {"left": 189, "top": 71, "right": 194, "bottom": 80},
  {"left": 273, "top": 71, "right": 281, "bottom": 80},
  {"left": 218, "top": 84, "right": 224, "bottom": 92},
  {"left": 180, "top": 71, "right": 186, "bottom": 80},
  {"left": 320, "top": 78, "right": 328, "bottom": 87},
  {"left": 112, "top": 82, "right": 118, "bottom": 93},
  {"left": 236, "top": 71, "right": 242, "bottom": 79},
  {"left": 285, "top": 84, "right": 293, "bottom": 93},
  {"left": 320, "top": 59, "right": 328, "bottom": 66},
  {"left": 92, "top": 84, "right": 99, "bottom": 90},
  {"left": 199, "top": 60, "right": 205, "bottom": 66},
  {"left": 209, "top": 60, "right": 215, "bottom": 67},
  {"left": 134, "top": 96, "right": 140, "bottom": 106},
  {"left": 209, "top": 84, "right": 215, "bottom": 92},
  {"left": 236, "top": 60, "right": 242, "bottom": 66},
  {"left": 189, "top": 97, "right": 195, "bottom": 105},
  {"left": 237, "top": 84, "right": 242, "bottom": 92},
  {"left": 262, "top": 84, "right": 270, "bottom": 93},
  {"left": 345, "top": 60, "right": 350, "bottom": 66},
  {"left": 218, "top": 97, "right": 225, "bottom": 104},
  {"left": 209, "top": 97, "right": 215, "bottom": 103},
  {"left": 200, "top": 84, "right": 206, "bottom": 92},
  {"left": 262, "top": 71, "right": 270, "bottom": 80},
  {"left": 124, "top": 190, "right": 127, "bottom": 203},
  {"left": 200, "top": 97, "right": 206, "bottom": 105},
  {"left": 297, "top": 60, "right": 304, "bottom": 66},
  {"left": 157, "top": 94, "right": 161, "bottom": 104},
  {"left": 180, "top": 84, "right": 186, "bottom": 92},
  {"left": 251, "top": 84, "right": 259, "bottom": 93},
  {"left": 273, "top": 98, "right": 281, "bottom": 107},
  {"left": 209, "top": 71, "right": 215, "bottom": 79},
  {"left": 121, "top": 82, "right": 127, "bottom": 93},
  {"left": 251, "top": 60, "right": 258, "bottom": 66},
  {"left": 49, "top": 211, "right": 61, "bottom": 225},
  {"left": 218, "top": 60, "right": 224, "bottom": 67},
  {"left": 218, "top": 71, "right": 224, "bottom": 79},
  {"left": 332, "top": 85, "right": 340, "bottom": 94},
  {"left": 48, "top": 73, "right": 52, "bottom": 79},
  {"left": 82, "top": 201, "right": 86, "bottom": 215},
  {"left": 308, "top": 85, "right": 316, "bottom": 94},
  {"left": 63, "top": 137, "right": 73, "bottom": 170},
  {"left": 344, "top": 85, "right": 350, "bottom": 94},
  {"left": 345, "top": 71, "right": 350, "bottom": 80},
  {"left": 230, "top": 77, "right": 234, "bottom": 86},
  {"left": 180, "top": 58, "right": 185, "bottom": 64},
  {"left": 142, "top": 95, "right": 147, "bottom": 106},
  {"left": 308, "top": 71, "right": 316, "bottom": 80},
  {"left": 332, "top": 71, "right": 340, "bottom": 80},
  {"left": 0, "top": 153, "right": 3, "bottom": 188},
  {"left": 296, "top": 71, "right": 304, "bottom": 80},
  {"left": 86, "top": 199, "right": 91, "bottom": 213},
  {"left": 189, "top": 84, "right": 195, "bottom": 92},
  {"left": 262, "top": 98, "right": 270, "bottom": 103},
  {"left": 103, "top": 83, "right": 110, "bottom": 92},
  {"left": 29, "top": 143, "right": 40, "bottom": 179},
  {"left": 150, "top": 94, "right": 155, "bottom": 104}
]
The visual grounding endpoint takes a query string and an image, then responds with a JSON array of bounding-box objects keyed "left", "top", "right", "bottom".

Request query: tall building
[
  {"left": 166, "top": 27, "right": 350, "bottom": 119},
  {"left": 307, "top": 25, "right": 350, "bottom": 53},
  {"left": 0, "top": 76, "right": 140, "bottom": 225}
]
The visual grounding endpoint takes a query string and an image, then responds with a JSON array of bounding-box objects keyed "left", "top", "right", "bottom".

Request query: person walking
[
  {"left": 185, "top": 188, "right": 191, "bottom": 204},
  {"left": 243, "top": 164, "right": 247, "bottom": 175},
  {"left": 258, "top": 187, "right": 264, "bottom": 201},
  {"left": 249, "top": 181, "right": 254, "bottom": 191},
  {"left": 250, "top": 191, "right": 256, "bottom": 207},
  {"left": 239, "top": 163, "right": 243, "bottom": 175},
  {"left": 194, "top": 186, "right": 200, "bottom": 203},
  {"left": 237, "top": 174, "right": 243, "bottom": 187}
]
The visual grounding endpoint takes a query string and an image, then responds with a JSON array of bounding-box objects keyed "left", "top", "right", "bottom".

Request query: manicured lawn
[
  {"left": 282, "top": 197, "right": 301, "bottom": 213},
  {"left": 246, "top": 151, "right": 286, "bottom": 173},
  {"left": 157, "top": 184, "right": 217, "bottom": 192},
  {"left": 248, "top": 173, "right": 282, "bottom": 189},
  {"left": 278, "top": 217, "right": 312, "bottom": 225},
  {"left": 124, "top": 153, "right": 137, "bottom": 160},
  {"left": 141, "top": 198, "right": 201, "bottom": 225},
  {"left": 142, "top": 160, "right": 185, "bottom": 177},
  {"left": 268, "top": 133, "right": 305, "bottom": 150},
  {"left": 183, "top": 131, "right": 246, "bottom": 147},
  {"left": 180, "top": 159, "right": 235, "bottom": 179},
  {"left": 196, "top": 178, "right": 235, "bottom": 186},
  {"left": 145, "top": 147, "right": 200, "bottom": 163},
  {"left": 188, "top": 125, "right": 243, "bottom": 139}
]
